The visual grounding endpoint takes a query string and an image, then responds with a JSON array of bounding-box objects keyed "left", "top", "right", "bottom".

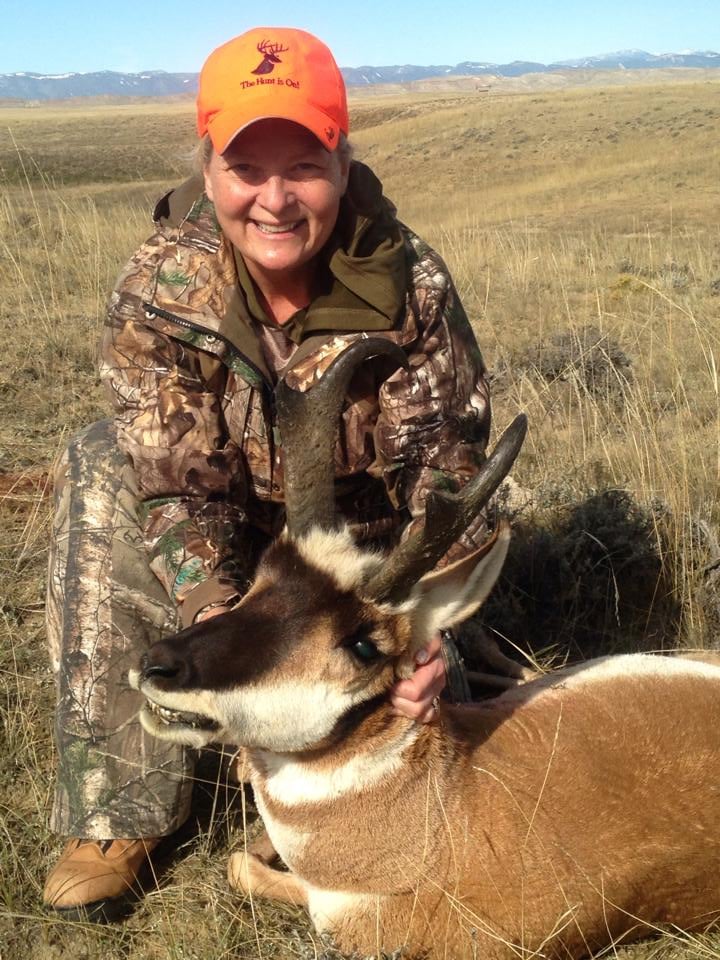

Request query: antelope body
[{"left": 132, "top": 340, "right": 720, "bottom": 958}]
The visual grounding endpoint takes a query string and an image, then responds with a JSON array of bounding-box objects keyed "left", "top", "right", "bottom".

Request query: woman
[{"left": 43, "top": 26, "right": 491, "bottom": 921}]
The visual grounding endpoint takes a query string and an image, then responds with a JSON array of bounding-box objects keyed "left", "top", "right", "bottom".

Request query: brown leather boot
[{"left": 43, "top": 837, "right": 160, "bottom": 922}]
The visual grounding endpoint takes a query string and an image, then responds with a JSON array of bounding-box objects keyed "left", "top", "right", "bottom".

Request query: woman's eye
[{"left": 293, "top": 161, "right": 322, "bottom": 177}]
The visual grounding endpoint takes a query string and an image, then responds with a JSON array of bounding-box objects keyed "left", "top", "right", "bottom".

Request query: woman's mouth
[{"left": 253, "top": 220, "right": 303, "bottom": 235}]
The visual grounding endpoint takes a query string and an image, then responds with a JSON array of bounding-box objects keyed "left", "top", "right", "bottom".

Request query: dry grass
[{"left": 1, "top": 78, "right": 719, "bottom": 958}]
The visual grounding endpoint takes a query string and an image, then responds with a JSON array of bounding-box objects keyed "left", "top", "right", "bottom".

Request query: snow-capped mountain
[{"left": 1, "top": 50, "right": 718, "bottom": 100}]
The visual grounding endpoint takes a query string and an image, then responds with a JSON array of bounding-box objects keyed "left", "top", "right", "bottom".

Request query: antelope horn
[
  {"left": 275, "top": 338, "right": 409, "bottom": 538},
  {"left": 364, "top": 413, "right": 528, "bottom": 604}
]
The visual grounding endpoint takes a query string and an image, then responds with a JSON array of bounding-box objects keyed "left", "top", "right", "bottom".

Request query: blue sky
[{"left": 3, "top": 0, "right": 718, "bottom": 73}]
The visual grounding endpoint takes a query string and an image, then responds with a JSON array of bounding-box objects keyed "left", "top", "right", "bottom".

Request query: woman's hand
[{"left": 390, "top": 632, "right": 446, "bottom": 723}]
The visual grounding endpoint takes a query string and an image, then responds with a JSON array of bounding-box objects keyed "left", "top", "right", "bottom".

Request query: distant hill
[
  {"left": 2, "top": 50, "right": 719, "bottom": 100},
  {"left": 0, "top": 70, "right": 198, "bottom": 100}
]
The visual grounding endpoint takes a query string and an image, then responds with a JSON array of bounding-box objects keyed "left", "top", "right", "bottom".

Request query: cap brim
[{"left": 207, "top": 95, "right": 342, "bottom": 153}]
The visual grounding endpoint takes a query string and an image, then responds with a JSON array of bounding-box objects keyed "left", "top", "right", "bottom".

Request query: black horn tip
[
  {"left": 510, "top": 411, "right": 528, "bottom": 435},
  {"left": 503, "top": 413, "right": 528, "bottom": 450},
  {"left": 471, "top": 412, "right": 528, "bottom": 489},
  {"left": 275, "top": 337, "right": 408, "bottom": 404},
  {"left": 320, "top": 336, "right": 410, "bottom": 381}
]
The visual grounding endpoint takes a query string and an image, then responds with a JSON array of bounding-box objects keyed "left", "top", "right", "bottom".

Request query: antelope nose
[{"left": 140, "top": 647, "right": 190, "bottom": 685}]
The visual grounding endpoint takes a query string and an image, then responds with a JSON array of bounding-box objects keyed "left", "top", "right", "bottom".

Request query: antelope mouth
[{"left": 143, "top": 697, "right": 219, "bottom": 732}]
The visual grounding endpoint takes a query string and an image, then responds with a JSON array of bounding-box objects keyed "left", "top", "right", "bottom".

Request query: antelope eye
[
  {"left": 351, "top": 637, "right": 380, "bottom": 662},
  {"left": 342, "top": 626, "right": 382, "bottom": 664}
]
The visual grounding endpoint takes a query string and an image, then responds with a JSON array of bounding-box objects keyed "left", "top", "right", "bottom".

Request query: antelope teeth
[
  {"left": 145, "top": 698, "right": 218, "bottom": 731},
  {"left": 152, "top": 703, "right": 181, "bottom": 722}
]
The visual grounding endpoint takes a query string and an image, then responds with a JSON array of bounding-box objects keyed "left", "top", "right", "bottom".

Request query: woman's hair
[
  {"left": 193, "top": 131, "right": 353, "bottom": 173},
  {"left": 194, "top": 133, "right": 213, "bottom": 172}
]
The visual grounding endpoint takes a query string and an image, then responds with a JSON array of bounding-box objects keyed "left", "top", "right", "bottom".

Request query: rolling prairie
[{"left": 1, "top": 76, "right": 719, "bottom": 958}]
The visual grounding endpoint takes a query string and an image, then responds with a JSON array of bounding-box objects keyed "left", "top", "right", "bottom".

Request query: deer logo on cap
[{"left": 252, "top": 40, "right": 289, "bottom": 75}]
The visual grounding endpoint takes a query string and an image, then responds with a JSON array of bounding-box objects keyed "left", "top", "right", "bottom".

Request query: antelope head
[{"left": 131, "top": 339, "right": 526, "bottom": 751}]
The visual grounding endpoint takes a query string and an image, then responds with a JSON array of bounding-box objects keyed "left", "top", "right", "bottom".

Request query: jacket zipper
[{"left": 141, "top": 300, "right": 272, "bottom": 392}]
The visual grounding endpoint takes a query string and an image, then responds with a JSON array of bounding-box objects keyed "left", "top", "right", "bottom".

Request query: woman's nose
[{"left": 258, "top": 176, "right": 295, "bottom": 214}]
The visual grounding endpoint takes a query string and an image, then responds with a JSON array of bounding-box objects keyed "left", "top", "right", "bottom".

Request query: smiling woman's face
[{"left": 203, "top": 118, "right": 350, "bottom": 296}]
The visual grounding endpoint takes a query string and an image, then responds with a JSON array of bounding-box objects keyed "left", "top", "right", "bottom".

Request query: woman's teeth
[{"left": 254, "top": 221, "right": 301, "bottom": 234}]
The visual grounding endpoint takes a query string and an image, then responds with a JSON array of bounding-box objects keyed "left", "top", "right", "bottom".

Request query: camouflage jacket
[{"left": 100, "top": 165, "right": 491, "bottom": 625}]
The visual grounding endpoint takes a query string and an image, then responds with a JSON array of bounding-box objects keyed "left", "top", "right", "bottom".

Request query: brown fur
[
  {"left": 135, "top": 530, "right": 720, "bottom": 958},
  {"left": 228, "top": 662, "right": 720, "bottom": 958}
]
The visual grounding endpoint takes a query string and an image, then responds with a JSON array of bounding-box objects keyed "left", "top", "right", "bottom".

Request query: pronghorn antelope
[{"left": 131, "top": 338, "right": 720, "bottom": 959}]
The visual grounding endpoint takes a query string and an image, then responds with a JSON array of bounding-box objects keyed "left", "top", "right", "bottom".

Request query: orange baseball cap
[{"left": 197, "top": 27, "right": 349, "bottom": 153}]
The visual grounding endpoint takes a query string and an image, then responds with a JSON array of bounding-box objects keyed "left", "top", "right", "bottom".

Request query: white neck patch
[{"left": 257, "top": 722, "right": 420, "bottom": 805}]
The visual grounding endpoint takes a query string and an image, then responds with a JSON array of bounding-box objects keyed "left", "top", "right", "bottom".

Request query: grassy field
[{"left": 1, "top": 76, "right": 719, "bottom": 958}]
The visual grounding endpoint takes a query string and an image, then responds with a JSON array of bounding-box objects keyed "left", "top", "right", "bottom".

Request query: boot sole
[{"left": 46, "top": 889, "right": 137, "bottom": 924}]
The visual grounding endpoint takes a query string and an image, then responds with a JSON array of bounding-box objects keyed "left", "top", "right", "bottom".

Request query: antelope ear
[{"left": 408, "top": 521, "right": 511, "bottom": 647}]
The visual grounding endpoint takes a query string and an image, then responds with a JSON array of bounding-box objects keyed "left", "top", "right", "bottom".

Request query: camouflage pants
[{"left": 47, "top": 419, "right": 195, "bottom": 839}]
